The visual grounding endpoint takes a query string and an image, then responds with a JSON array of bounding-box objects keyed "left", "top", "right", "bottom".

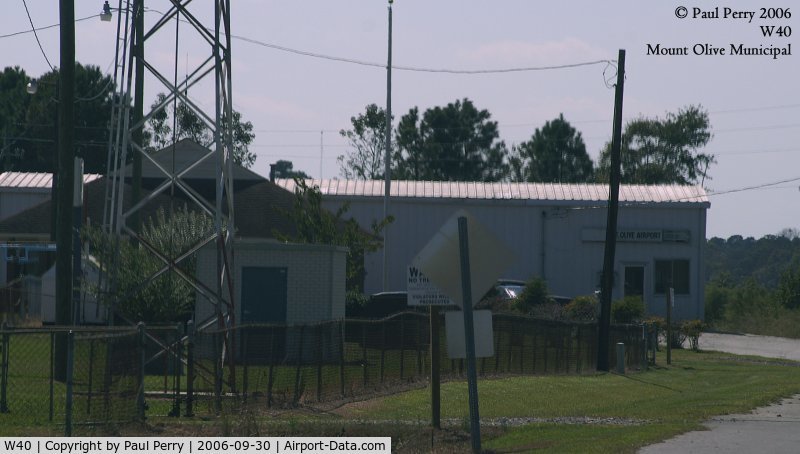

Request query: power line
[
  {"left": 0, "top": 13, "right": 98, "bottom": 39},
  {"left": 232, "top": 34, "right": 614, "bottom": 74},
  {"left": 709, "top": 176, "right": 800, "bottom": 197},
  {"left": 714, "top": 123, "right": 800, "bottom": 133},
  {"left": 20, "top": 0, "right": 54, "bottom": 70}
]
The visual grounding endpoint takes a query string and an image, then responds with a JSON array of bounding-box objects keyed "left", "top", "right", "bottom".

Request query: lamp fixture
[
  {"left": 100, "top": 1, "right": 112, "bottom": 22},
  {"left": 26, "top": 79, "right": 38, "bottom": 95}
]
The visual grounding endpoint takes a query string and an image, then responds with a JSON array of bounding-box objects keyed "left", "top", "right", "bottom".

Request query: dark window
[
  {"left": 654, "top": 260, "right": 690, "bottom": 295},
  {"left": 624, "top": 266, "right": 645, "bottom": 297}
]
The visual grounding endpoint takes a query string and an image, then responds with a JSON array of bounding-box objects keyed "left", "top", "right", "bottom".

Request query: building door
[
  {"left": 241, "top": 266, "right": 288, "bottom": 323},
  {"left": 241, "top": 267, "right": 288, "bottom": 363},
  {"left": 624, "top": 266, "right": 645, "bottom": 299}
]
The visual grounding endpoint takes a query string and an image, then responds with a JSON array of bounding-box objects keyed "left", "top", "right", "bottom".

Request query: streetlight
[
  {"left": 26, "top": 79, "right": 38, "bottom": 95},
  {"left": 100, "top": 1, "right": 112, "bottom": 22}
]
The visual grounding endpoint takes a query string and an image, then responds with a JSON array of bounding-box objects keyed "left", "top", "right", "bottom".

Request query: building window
[{"left": 654, "top": 260, "right": 690, "bottom": 295}]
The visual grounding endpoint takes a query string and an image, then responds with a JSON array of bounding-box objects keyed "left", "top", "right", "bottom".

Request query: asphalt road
[{"left": 639, "top": 332, "right": 800, "bottom": 453}]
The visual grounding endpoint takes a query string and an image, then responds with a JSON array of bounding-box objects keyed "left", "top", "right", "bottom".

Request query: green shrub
[
  {"left": 345, "top": 291, "right": 368, "bottom": 317},
  {"left": 513, "top": 276, "right": 550, "bottom": 314},
  {"left": 564, "top": 295, "right": 598, "bottom": 321},
  {"left": 680, "top": 319, "right": 705, "bottom": 351},
  {"left": 611, "top": 296, "right": 645, "bottom": 324}
]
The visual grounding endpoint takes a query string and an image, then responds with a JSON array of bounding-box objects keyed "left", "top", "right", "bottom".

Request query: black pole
[
  {"left": 597, "top": 49, "right": 626, "bottom": 372},
  {"left": 55, "top": 0, "right": 76, "bottom": 382},
  {"left": 131, "top": 0, "right": 144, "bottom": 234},
  {"left": 458, "top": 217, "right": 481, "bottom": 454}
]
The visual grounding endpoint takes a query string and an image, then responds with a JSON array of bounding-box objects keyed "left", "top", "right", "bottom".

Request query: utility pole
[
  {"left": 382, "top": 0, "right": 393, "bottom": 291},
  {"left": 597, "top": 49, "right": 625, "bottom": 372},
  {"left": 55, "top": 0, "right": 76, "bottom": 380},
  {"left": 131, "top": 0, "right": 145, "bottom": 234}
]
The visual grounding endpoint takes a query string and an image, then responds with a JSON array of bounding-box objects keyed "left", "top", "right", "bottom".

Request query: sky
[{"left": 0, "top": 0, "right": 797, "bottom": 240}]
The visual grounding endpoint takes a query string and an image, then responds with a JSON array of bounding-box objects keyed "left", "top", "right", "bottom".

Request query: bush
[
  {"left": 513, "top": 276, "right": 550, "bottom": 315},
  {"left": 611, "top": 296, "right": 645, "bottom": 324},
  {"left": 475, "top": 295, "right": 516, "bottom": 313},
  {"left": 680, "top": 319, "right": 705, "bottom": 351},
  {"left": 345, "top": 291, "right": 368, "bottom": 317},
  {"left": 564, "top": 295, "right": 598, "bottom": 321}
]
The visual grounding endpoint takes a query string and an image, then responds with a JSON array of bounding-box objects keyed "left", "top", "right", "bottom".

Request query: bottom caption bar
[{"left": 1, "top": 437, "right": 391, "bottom": 454}]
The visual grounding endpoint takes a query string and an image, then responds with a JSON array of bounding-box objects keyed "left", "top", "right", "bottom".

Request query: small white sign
[
  {"left": 445, "top": 310, "right": 495, "bottom": 358},
  {"left": 407, "top": 266, "right": 455, "bottom": 306}
]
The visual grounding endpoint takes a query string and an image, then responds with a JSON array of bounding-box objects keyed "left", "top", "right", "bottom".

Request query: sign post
[
  {"left": 430, "top": 305, "right": 440, "bottom": 429},
  {"left": 457, "top": 217, "right": 481, "bottom": 454},
  {"left": 406, "top": 266, "right": 452, "bottom": 430},
  {"left": 412, "top": 210, "right": 514, "bottom": 453}
]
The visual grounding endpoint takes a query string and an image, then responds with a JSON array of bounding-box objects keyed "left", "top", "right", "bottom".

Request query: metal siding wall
[
  {"left": 324, "top": 198, "right": 543, "bottom": 295},
  {"left": 0, "top": 192, "right": 49, "bottom": 221},
  {"left": 325, "top": 196, "right": 706, "bottom": 320}
]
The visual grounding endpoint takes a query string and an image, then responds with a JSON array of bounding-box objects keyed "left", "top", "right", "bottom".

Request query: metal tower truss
[{"left": 104, "top": 0, "right": 236, "bottom": 392}]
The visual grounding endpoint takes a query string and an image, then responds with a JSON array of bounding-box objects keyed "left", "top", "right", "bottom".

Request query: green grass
[
  {"left": 333, "top": 349, "right": 800, "bottom": 452},
  {"left": 6, "top": 334, "right": 800, "bottom": 453}
]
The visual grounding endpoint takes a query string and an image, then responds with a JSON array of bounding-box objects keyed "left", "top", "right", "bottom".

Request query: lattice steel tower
[{"left": 103, "top": 0, "right": 236, "bottom": 395}]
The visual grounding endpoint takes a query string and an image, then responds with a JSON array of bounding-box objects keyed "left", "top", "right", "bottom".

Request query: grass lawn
[
  {"left": 326, "top": 348, "right": 800, "bottom": 452},
  {"left": 4, "top": 345, "right": 800, "bottom": 453}
]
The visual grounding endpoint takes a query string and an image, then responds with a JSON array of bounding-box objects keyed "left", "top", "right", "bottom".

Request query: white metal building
[{"left": 277, "top": 179, "right": 710, "bottom": 321}]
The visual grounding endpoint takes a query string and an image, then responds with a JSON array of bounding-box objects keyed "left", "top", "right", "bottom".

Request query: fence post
[
  {"left": 137, "top": 322, "right": 146, "bottom": 421},
  {"left": 641, "top": 324, "right": 648, "bottom": 371},
  {"left": 185, "top": 320, "right": 194, "bottom": 417},
  {"left": 267, "top": 327, "right": 275, "bottom": 408},
  {"left": 65, "top": 330, "right": 74, "bottom": 436},
  {"left": 361, "top": 323, "right": 368, "bottom": 387},
  {"left": 339, "top": 321, "right": 345, "bottom": 398},
  {"left": 616, "top": 342, "right": 625, "bottom": 374},
  {"left": 666, "top": 288, "right": 673, "bottom": 365},
  {"left": 399, "top": 314, "right": 405, "bottom": 380},
  {"left": 293, "top": 325, "right": 305, "bottom": 405},
  {"left": 87, "top": 339, "right": 94, "bottom": 416},
  {"left": 316, "top": 324, "right": 323, "bottom": 402},
  {"left": 170, "top": 323, "right": 182, "bottom": 417},
  {"left": 0, "top": 322, "right": 9, "bottom": 414},
  {"left": 49, "top": 331, "right": 54, "bottom": 420},
  {"left": 241, "top": 327, "right": 248, "bottom": 404}
]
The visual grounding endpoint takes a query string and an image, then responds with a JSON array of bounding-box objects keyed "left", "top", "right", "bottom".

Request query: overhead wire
[
  {"left": 20, "top": 0, "right": 54, "bottom": 70},
  {"left": 0, "top": 13, "right": 99, "bottom": 39}
]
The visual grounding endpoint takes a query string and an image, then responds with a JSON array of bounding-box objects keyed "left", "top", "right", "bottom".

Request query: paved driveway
[{"left": 639, "top": 332, "right": 800, "bottom": 453}]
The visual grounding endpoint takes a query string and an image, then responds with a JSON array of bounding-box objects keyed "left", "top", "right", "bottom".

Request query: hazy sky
[{"left": 1, "top": 1, "right": 797, "bottom": 239}]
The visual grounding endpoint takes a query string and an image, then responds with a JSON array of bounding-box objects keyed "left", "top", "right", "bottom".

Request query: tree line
[
  {"left": 1, "top": 64, "right": 714, "bottom": 186},
  {"left": 0, "top": 64, "right": 258, "bottom": 173},
  {"left": 705, "top": 230, "right": 800, "bottom": 335},
  {"left": 338, "top": 99, "right": 715, "bottom": 185}
]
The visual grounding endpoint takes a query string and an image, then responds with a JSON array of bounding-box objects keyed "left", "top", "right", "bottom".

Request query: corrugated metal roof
[
  {"left": 0, "top": 172, "right": 102, "bottom": 189},
  {"left": 275, "top": 179, "right": 710, "bottom": 205}
]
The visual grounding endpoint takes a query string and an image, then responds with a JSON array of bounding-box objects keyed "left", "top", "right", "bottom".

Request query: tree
[
  {"left": 509, "top": 114, "right": 594, "bottom": 182},
  {"left": 272, "top": 160, "right": 310, "bottom": 179},
  {"left": 597, "top": 105, "right": 714, "bottom": 185},
  {"left": 0, "top": 67, "right": 32, "bottom": 170},
  {"left": 0, "top": 64, "right": 114, "bottom": 173},
  {"left": 338, "top": 104, "right": 390, "bottom": 179},
  {"left": 393, "top": 98, "right": 509, "bottom": 181},
  {"left": 147, "top": 92, "right": 257, "bottom": 168},
  {"left": 85, "top": 206, "right": 212, "bottom": 322},
  {"left": 274, "top": 179, "right": 392, "bottom": 294}
]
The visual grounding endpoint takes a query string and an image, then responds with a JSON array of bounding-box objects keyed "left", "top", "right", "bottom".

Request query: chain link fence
[
  {"left": 0, "top": 313, "right": 646, "bottom": 430},
  {"left": 0, "top": 325, "right": 141, "bottom": 434},
  {"left": 184, "top": 312, "right": 645, "bottom": 412}
]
